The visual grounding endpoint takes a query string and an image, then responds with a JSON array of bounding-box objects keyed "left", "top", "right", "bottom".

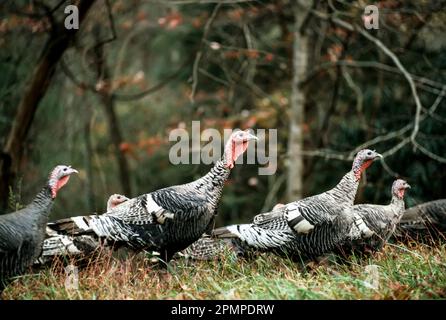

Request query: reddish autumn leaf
[
  {"left": 265, "top": 53, "right": 274, "bottom": 62},
  {"left": 379, "top": 0, "right": 400, "bottom": 9},
  {"left": 136, "top": 10, "right": 147, "bottom": 22},
  {"left": 224, "top": 50, "right": 240, "bottom": 59},
  {"left": 192, "top": 17, "right": 203, "bottom": 29},
  {"left": 112, "top": 1, "right": 125, "bottom": 13},
  {"left": 245, "top": 50, "right": 260, "bottom": 59},
  {"left": 242, "top": 116, "right": 257, "bottom": 129},
  {"left": 95, "top": 80, "right": 110, "bottom": 93},
  {"left": 327, "top": 44, "right": 343, "bottom": 62},
  {"left": 121, "top": 20, "right": 133, "bottom": 30},
  {"left": 167, "top": 12, "right": 183, "bottom": 30},
  {"left": 247, "top": 7, "right": 260, "bottom": 18},
  {"left": 227, "top": 8, "right": 244, "bottom": 21},
  {"left": 119, "top": 142, "right": 132, "bottom": 153}
]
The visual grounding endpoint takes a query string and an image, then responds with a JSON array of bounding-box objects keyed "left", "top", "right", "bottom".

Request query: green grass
[{"left": 2, "top": 242, "right": 446, "bottom": 300}]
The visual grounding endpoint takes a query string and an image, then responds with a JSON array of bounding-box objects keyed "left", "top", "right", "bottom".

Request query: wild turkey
[
  {"left": 185, "top": 149, "right": 381, "bottom": 259},
  {"left": 394, "top": 199, "right": 446, "bottom": 241},
  {"left": 44, "top": 193, "right": 130, "bottom": 236},
  {"left": 0, "top": 165, "right": 78, "bottom": 290},
  {"left": 92, "top": 130, "right": 257, "bottom": 262},
  {"left": 177, "top": 236, "right": 239, "bottom": 260},
  {"left": 42, "top": 130, "right": 257, "bottom": 264},
  {"left": 37, "top": 194, "right": 130, "bottom": 264},
  {"left": 186, "top": 149, "right": 382, "bottom": 261},
  {"left": 107, "top": 194, "right": 130, "bottom": 212},
  {"left": 336, "top": 179, "right": 411, "bottom": 256}
]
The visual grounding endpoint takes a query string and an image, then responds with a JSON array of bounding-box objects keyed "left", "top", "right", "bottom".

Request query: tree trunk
[
  {"left": 287, "top": 1, "right": 311, "bottom": 201},
  {"left": 93, "top": 31, "right": 132, "bottom": 197},
  {"left": 0, "top": 0, "right": 95, "bottom": 209},
  {"left": 83, "top": 111, "right": 96, "bottom": 212},
  {"left": 99, "top": 94, "right": 132, "bottom": 197}
]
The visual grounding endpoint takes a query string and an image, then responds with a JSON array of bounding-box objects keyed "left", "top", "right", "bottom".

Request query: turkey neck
[
  {"left": 29, "top": 185, "right": 54, "bottom": 223},
  {"left": 194, "top": 158, "right": 231, "bottom": 208},
  {"left": 389, "top": 194, "right": 406, "bottom": 219},
  {"left": 327, "top": 170, "right": 359, "bottom": 204}
]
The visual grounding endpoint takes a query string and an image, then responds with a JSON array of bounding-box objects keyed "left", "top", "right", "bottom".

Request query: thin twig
[
  {"left": 113, "top": 57, "right": 192, "bottom": 101},
  {"left": 261, "top": 174, "right": 286, "bottom": 212},
  {"left": 198, "top": 68, "right": 230, "bottom": 86},
  {"left": 190, "top": 4, "right": 221, "bottom": 102},
  {"left": 379, "top": 158, "right": 401, "bottom": 178},
  {"left": 310, "top": 10, "right": 446, "bottom": 162},
  {"left": 302, "top": 60, "right": 445, "bottom": 91},
  {"left": 348, "top": 86, "right": 446, "bottom": 158},
  {"left": 59, "top": 58, "right": 97, "bottom": 91},
  {"left": 413, "top": 141, "right": 446, "bottom": 164},
  {"left": 61, "top": 54, "right": 192, "bottom": 101},
  {"left": 93, "top": 0, "right": 117, "bottom": 50},
  {"left": 353, "top": 25, "right": 423, "bottom": 146}
]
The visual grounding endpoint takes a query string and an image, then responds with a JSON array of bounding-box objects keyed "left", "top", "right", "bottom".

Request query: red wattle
[
  {"left": 397, "top": 189, "right": 405, "bottom": 199},
  {"left": 354, "top": 160, "right": 373, "bottom": 181},
  {"left": 225, "top": 141, "right": 248, "bottom": 169},
  {"left": 52, "top": 175, "right": 70, "bottom": 198}
]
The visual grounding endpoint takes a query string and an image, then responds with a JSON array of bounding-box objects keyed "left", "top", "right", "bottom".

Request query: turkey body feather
[
  {"left": 89, "top": 160, "right": 229, "bottom": 258},
  {"left": 0, "top": 188, "right": 53, "bottom": 289}
]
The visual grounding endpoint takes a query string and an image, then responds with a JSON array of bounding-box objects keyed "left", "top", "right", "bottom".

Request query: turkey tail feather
[{"left": 212, "top": 225, "right": 240, "bottom": 238}]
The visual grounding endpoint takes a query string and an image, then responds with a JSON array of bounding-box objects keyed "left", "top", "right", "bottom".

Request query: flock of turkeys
[{"left": 1, "top": 129, "right": 445, "bottom": 293}]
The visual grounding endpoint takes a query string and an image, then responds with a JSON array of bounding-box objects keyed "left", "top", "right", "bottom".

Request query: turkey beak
[
  {"left": 373, "top": 152, "right": 383, "bottom": 161},
  {"left": 405, "top": 183, "right": 411, "bottom": 189},
  {"left": 67, "top": 168, "right": 79, "bottom": 175},
  {"left": 246, "top": 133, "right": 258, "bottom": 141}
]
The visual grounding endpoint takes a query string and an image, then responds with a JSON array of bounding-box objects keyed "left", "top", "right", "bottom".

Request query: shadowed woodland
[{"left": 1, "top": 0, "right": 445, "bottom": 224}]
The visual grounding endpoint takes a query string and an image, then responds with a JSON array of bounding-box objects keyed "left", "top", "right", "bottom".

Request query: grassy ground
[{"left": 2, "top": 241, "right": 446, "bottom": 300}]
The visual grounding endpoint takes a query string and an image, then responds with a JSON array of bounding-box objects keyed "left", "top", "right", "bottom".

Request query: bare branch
[
  {"left": 261, "top": 174, "right": 286, "bottom": 213},
  {"left": 303, "top": 60, "right": 445, "bottom": 92},
  {"left": 310, "top": 10, "right": 444, "bottom": 158},
  {"left": 348, "top": 125, "right": 411, "bottom": 159},
  {"left": 348, "top": 86, "right": 446, "bottom": 158},
  {"left": 341, "top": 67, "right": 365, "bottom": 128},
  {"left": 59, "top": 58, "right": 97, "bottom": 92},
  {"left": 93, "top": 0, "right": 117, "bottom": 50},
  {"left": 198, "top": 68, "right": 230, "bottom": 87},
  {"left": 190, "top": 3, "right": 221, "bottom": 102},
  {"left": 300, "top": 149, "right": 351, "bottom": 161},
  {"left": 381, "top": 138, "right": 410, "bottom": 158},
  {"left": 352, "top": 24, "right": 423, "bottom": 146},
  {"left": 413, "top": 141, "right": 446, "bottom": 164},
  {"left": 379, "top": 158, "right": 401, "bottom": 178},
  {"left": 61, "top": 53, "right": 192, "bottom": 102},
  {"left": 113, "top": 57, "right": 191, "bottom": 101}
]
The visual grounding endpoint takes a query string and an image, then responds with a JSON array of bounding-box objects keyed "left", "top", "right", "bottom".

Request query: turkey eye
[
  {"left": 367, "top": 151, "right": 371, "bottom": 156},
  {"left": 63, "top": 168, "right": 67, "bottom": 172}
]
